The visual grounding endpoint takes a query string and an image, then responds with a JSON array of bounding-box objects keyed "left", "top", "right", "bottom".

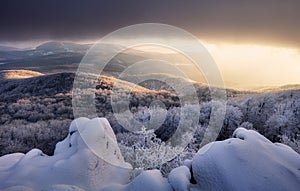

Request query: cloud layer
[{"left": 1, "top": 0, "right": 300, "bottom": 47}]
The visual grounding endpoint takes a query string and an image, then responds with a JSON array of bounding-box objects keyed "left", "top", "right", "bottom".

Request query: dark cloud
[{"left": 1, "top": 0, "right": 300, "bottom": 47}]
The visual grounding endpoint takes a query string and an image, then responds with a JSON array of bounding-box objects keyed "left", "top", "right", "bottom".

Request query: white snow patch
[
  {"left": 42, "top": 51, "right": 54, "bottom": 55},
  {"left": 44, "top": 184, "right": 86, "bottom": 191},
  {"left": 100, "top": 170, "right": 173, "bottom": 191},
  {"left": 0, "top": 153, "right": 24, "bottom": 171},
  {"left": 0, "top": 120, "right": 300, "bottom": 191},
  {"left": 0, "top": 117, "right": 132, "bottom": 191},
  {"left": 168, "top": 166, "right": 191, "bottom": 191},
  {"left": 192, "top": 127, "right": 300, "bottom": 191}
]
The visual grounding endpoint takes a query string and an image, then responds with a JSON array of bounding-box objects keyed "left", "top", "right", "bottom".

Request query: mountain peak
[{"left": 36, "top": 41, "right": 89, "bottom": 53}]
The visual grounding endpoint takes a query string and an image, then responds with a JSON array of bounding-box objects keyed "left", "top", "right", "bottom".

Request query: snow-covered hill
[
  {"left": 0, "top": 70, "right": 43, "bottom": 81},
  {"left": 0, "top": 71, "right": 299, "bottom": 157}
]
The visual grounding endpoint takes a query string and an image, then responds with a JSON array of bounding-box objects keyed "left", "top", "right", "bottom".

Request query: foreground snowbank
[
  {"left": 191, "top": 128, "right": 300, "bottom": 191},
  {"left": 0, "top": 118, "right": 299, "bottom": 191},
  {"left": 0, "top": 117, "right": 132, "bottom": 191}
]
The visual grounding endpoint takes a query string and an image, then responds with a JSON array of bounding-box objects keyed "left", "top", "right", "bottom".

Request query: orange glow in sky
[{"left": 204, "top": 43, "right": 300, "bottom": 89}]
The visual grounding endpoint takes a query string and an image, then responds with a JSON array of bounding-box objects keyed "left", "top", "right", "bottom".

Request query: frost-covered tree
[
  {"left": 240, "top": 121, "right": 255, "bottom": 130},
  {"left": 264, "top": 114, "right": 288, "bottom": 142},
  {"left": 117, "top": 131, "right": 182, "bottom": 171},
  {"left": 280, "top": 134, "right": 300, "bottom": 153},
  {"left": 218, "top": 105, "right": 243, "bottom": 140}
]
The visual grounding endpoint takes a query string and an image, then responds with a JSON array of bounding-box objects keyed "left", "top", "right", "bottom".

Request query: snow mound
[
  {"left": 100, "top": 170, "right": 173, "bottom": 191},
  {"left": 0, "top": 117, "right": 132, "bottom": 191},
  {"left": 192, "top": 127, "right": 300, "bottom": 191},
  {"left": 1, "top": 119, "right": 300, "bottom": 191},
  {"left": 2, "top": 186, "right": 35, "bottom": 191},
  {"left": 168, "top": 166, "right": 191, "bottom": 191},
  {"left": 44, "top": 184, "right": 86, "bottom": 191}
]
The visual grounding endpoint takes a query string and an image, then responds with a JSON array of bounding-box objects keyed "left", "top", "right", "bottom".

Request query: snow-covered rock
[
  {"left": 44, "top": 184, "right": 86, "bottom": 191},
  {"left": 100, "top": 170, "right": 173, "bottom": 191},
  {"left": 168, "top": 166, "right": 191, "bottom": 191},
  {"left": 0, "top": 117, "right": 133, "bottom": 191},
  {"left": 0, "top": 119, "right": 300, "bottom": 191},
  {"left": 192, "top": 127, "right": 300, "bottom": 191},
  {"left": 0, "top": 153, "right": 24, "bottom": 171},
  {"left": 2, "top": 186, "right": 35, "bottom": 191}
]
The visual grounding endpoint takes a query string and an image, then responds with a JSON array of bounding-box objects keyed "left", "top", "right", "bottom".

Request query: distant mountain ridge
[
  {"left": 36, "top": 41, "right": 90, "bottom": 53},
  {"left": 1, "top": 41, "right": 300, "bottom": 93},
  {"left": 0, "top": 45, "right": 21, "bottom": 52},
  {"left": 251, "top": 84, "right": 300, "bottom": 92}
]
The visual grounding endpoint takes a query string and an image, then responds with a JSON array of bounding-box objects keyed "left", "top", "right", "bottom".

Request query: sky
[{"left": 1, "top": 0, "right": 300, "bottom": 89}]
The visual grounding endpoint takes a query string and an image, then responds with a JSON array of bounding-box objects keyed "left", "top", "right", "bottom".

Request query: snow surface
[
  {"left": 192, "top": 127, "right": 300, "bottom": 191},
  {"left": 0, "top": 117, "right": 132, "bottom": 191},
  {"left": 100, "top": 170, "right": 173, "bottom": 191},
  {"left": 168, "top": 166, "right": 191, "bottom": 191},
  {"left": 0, "top": 118, "right": 299, "bottom": 191}
]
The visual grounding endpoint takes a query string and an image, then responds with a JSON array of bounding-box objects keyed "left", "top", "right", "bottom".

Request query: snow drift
[
  {"left": 0, "top": 117, "right": 132, "bottom": 190},
  {"left": 191, "top": 127, "right": 300, "bottom": 191},
  {"left": 0, "top": 118, "right": 299, "bottom": 191}
]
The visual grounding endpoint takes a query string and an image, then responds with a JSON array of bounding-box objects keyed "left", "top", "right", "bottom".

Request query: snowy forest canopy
[{"left": 0, "top": 72, "right": 299, "bottom": 159}]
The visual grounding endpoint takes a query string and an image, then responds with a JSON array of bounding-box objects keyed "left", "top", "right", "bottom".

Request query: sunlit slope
[{"left": 0, "top": 70, "right": 43, "bottom": 81}]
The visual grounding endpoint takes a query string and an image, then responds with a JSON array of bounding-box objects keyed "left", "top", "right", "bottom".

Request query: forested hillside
[{"left": 0, "top": 71, "right": 299, "bottom": 158}]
